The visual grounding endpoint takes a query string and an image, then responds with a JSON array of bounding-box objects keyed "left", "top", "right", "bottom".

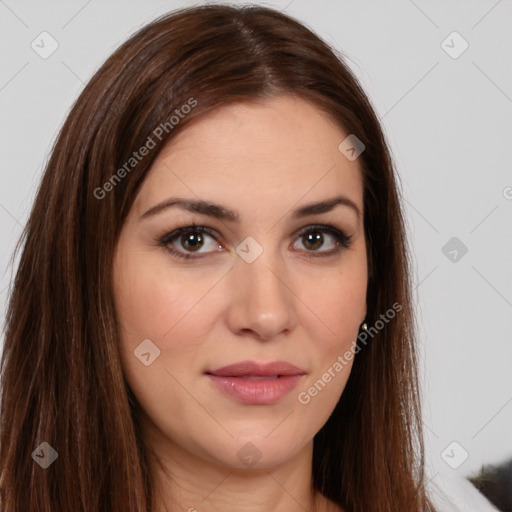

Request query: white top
[{"left": 428, "top": 472, "right": 500, "bottom": 512}]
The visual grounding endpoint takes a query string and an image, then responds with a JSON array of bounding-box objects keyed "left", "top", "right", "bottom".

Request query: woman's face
[{"left": 113, "top": 94, "right": 367, "bottom": 470}]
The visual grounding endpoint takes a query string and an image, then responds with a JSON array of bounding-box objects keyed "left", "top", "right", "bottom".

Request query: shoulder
[{"left": 427, "top": 472, "right": 500, "bottom": 512}]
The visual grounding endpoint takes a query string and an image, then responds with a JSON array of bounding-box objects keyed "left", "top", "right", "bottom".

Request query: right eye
[{"left": 158, "top": 225, "right": 225, "bottom": 260}]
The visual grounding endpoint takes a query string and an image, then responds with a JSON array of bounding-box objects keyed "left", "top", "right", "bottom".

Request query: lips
[
  {"left": 205, "top": 360, "right": 306, "bottom": 405},
  {"left": 206, "top": 360, "right": 305, "bottom": 378}
]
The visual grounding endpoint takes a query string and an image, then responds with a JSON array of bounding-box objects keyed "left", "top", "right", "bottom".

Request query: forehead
[{"left": 132, "top": 94, "right": 363, "bottom": 220}]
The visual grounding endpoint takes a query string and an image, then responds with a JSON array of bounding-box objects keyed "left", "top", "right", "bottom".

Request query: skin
[{"left": 113, "top": 94, "right": 367, "bottom": 512}]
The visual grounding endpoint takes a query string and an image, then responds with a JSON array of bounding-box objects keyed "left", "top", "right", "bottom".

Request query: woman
[{"left": 0, "top": 4, "right": 438, "bottom": 511}]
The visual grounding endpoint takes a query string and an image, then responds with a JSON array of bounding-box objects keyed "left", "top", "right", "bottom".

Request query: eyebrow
[{"left": 140, "top": 195, "right": 361, "bottom": 222}]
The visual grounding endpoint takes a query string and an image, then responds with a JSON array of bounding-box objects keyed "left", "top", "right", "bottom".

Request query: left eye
[{"left": 293, "top": 227, "right": 345, "bottom": 253}]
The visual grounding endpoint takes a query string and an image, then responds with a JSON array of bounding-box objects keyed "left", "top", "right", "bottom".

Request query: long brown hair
[{"left": 0, "top": 4, "right": 437, "bottom": 511}]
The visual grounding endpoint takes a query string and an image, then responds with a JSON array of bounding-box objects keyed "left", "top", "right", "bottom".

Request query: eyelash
[{"left": 156, "top": 223, "right": 353, "bottom": 261}]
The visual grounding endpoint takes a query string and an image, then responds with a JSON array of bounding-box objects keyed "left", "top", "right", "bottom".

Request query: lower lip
[{"left": 206, "top": 374, "right": 303, "bottom": 405}]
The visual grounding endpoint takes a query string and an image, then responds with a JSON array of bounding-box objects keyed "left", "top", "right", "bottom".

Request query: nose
[{"left": 225, "top": 248, "right": 298, "bottom": 341}]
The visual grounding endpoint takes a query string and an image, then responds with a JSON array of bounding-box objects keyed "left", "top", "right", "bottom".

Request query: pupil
[
  {"left": 305, "top": 232, "right": 322, "bottom": 250},
  {"left": 183, "top": 232, "right": 203, "bottom": 251}
]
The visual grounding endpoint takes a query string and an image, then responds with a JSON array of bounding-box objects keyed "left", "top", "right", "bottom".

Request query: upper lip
[{"left": 206, "top": 360, "right": 306, "bottom": 377}]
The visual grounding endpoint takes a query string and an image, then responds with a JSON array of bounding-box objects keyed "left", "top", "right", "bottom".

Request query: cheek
[
  {"left": 293, "top": 259, "right": 366, "bottom": 406},
  {"left": 113, "top": 251, "right": 215, "bottom": 432},
  {"left": 319, "top": 283, "right": 365, "bottom": 333},
  {"left": 113, "top": 248, "right": 225, "bottom": 405},
  {"left": 113, "top": 248, "right": 215, "bottom": 342},
  {"left": 301, "top": 263, "right": 367, "bottom": 346}
]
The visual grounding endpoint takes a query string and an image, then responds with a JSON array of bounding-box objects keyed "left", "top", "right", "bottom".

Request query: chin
[{"left": 203, "top": 433, "right": 308, "bottom": 471}]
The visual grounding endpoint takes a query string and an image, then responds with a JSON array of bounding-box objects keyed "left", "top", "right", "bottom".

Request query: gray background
[{"left": 1, "top": 0, "right": 511, "bottom": 507}]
